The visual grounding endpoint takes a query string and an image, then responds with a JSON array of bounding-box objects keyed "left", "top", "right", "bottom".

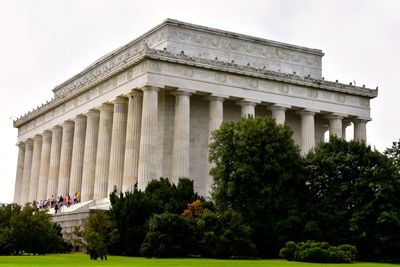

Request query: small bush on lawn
[
  {"left": 279, "top": 240, "right": 357, "bottom": 263},
  {"left": 140, "top": 212, "right": 192, "bottom": 258}
]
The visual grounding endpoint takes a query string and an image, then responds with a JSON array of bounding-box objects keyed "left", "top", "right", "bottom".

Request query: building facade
[{"left": 13, "top": 19, "right": 378, "bottom": 205}]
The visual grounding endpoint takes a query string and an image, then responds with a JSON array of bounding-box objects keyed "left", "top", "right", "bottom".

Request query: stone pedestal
[
  {"left": 69, "top": 115, "right": 87, "bottom": 195},
  {"left": 108, "top": 97, "right": 128, "bottom": 194},
  {"left": 171, "top": 90, "right": 191, "bottom": 183},
  {"left": 93, "top": 104, "right": 113, "bottom": 200},
  {"left": 138, "top": 86, "right": 159, "bottom": 191},
  {"left": 47, "top": 126, "right": 63, "bottom": 199},
  {"left": 37, "top": 131, "right": 52, "bottom": 201},
  {"left": 28, "top": 135, "right": 43, "bottom": 201},
  {"left": 123, "top": 91, "right": 142, "bottom": 192},
  {"left": 81, "top": 110, "right": 100, "bottom": 202},
  {"left": 57, "top": 121, "right": 75, "bottom": 197}
]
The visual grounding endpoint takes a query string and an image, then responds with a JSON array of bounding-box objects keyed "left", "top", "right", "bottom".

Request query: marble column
[
  {"left": 20, "top": 139, "right": 33, "bottom": 204},
  {"left": 37, "top": 131, "right": 52, "bottom": 201},
  {"left": 69, "top": 115, "right": 87, "bottom": 196},
  {"left": 81, "top": 109, "right": 100, "bottom": 202},
  {"left": 354, "top": 119, "right": 368, "bottom": 142},
  {"left": 93, "top": 103, "right": 113, "bottom": 200},
  {"left": 108, "top": 97, "right": 128, "bottom": 194},
  {"left": 207, "top": 96, "right": 225, "bottom": 196},
  {"left": 28, "top": 135, "right": 42, "bottom": 201},
  {"left": 328, "top": 114, "right": 343, "bottom": 139},
  {"left": 47, "top": 126, "right": 62, "bottom": 198},
  {"left": 270, "top": 105, "right": 288, "bottom": 125},
  {"left": 342, "top": 121, "right": 351, "bottom": 140},
  {"left": 238, "top": 100, "right": 256, "bottom": 117},
  {"left": 13, "top": 142, "right": 25, "bottom": 204},
  {"left": 57, "top": 121, "right": 74, "bottom": 196},
  {"left": 123, "top": 91, "right": 142, "bottom": 193},
  {"left": 171, "top": 90, "right": 191, "bottom": 183},
  {"left": 298, "top": 110, "right": 316, "bottom": 155},
  {"left": 138, "top": 86, "right": 159, "bottom": 191}
]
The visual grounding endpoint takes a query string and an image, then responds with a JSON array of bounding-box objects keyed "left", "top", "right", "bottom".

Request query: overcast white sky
[{"left": 0, "top": 0, "right": 399, "bottom": 203}]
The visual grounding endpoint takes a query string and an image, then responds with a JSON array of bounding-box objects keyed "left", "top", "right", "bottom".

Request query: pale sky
[{"left": 1, "top": 0, "right": 399, "bottom": 203}]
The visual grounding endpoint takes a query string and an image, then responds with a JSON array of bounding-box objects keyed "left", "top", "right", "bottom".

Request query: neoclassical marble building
[{"left": 13, "top": 19, "right": 378, "bottom": 206}]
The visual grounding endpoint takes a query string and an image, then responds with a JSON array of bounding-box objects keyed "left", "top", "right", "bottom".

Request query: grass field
[{"left": 0, "top": 253, "right": 398, "bottom": 267}]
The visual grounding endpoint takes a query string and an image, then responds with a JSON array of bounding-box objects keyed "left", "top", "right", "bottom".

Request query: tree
[
  {"left": 140, "top": 212, "right": 192, "bottom": 257},
  {"left": 209, "top": 116, "right": 304, "bottom": 257},
  {"left": 0, "top": 203, "right": 67, "bottom": 255},
  {"left": 108, "top": 178, "right": 202, "bottom": 256},
  {"left": 304, "top": 137, "right": 400, "bottom": 261},
  {"left": 385, "top": 139, "right": 400, "bottom": 168},
  {"left": 83, "top": 211, "right": 117, "bottom": 260}
]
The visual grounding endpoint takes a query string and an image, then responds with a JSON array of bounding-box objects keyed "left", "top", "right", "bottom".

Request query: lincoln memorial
[{"left": 13, "top": 19, "right": 377, "bottom": 212}]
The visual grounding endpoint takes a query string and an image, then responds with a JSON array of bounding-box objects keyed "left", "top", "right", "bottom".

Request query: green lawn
[{"left": 0, "top": 253, "right": 398, "bottom": 267}]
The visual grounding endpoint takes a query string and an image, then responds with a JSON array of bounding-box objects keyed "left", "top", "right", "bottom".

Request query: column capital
[
  {"left": 112, "top": 96, "right": 128, "bottom": 105},
  {"left": 171, "top": 88, "right": 194, "bottom": 96},
  {"left": 326, "top": 113, "right": 345, "bottom": 120},
  {"left": 353, "top": 117, "right": 371, "bottom": 123},
  {"left": 61, "top": 120, "right": 74, "bottom": 128},
  {"left": 25, "top": 138, "right": 34, "bottom": 145},
  {"left": 205, "top": 94, "right": 227, "bottom": 102},
  {"left": 269, "top": 104, "right": 291, "bottom": 111},
  {"left": 126, "top": 89, "right": 143, "bottom": 98},
  {"left": 16, "top": 142, "right": 25, "bottom": 148},
  {"left": 297, "top": 109, "right": 319, "bottom": 116},
  {"left": 50, "top": 125, "right": 62, "bottom": 133},
  {"left": 73, "top": 114, "right": 87, "bottom": 123},
  {"left": 140, "top": 85, "right": 159, "bottom": 92},
  {"left": 42, "top": 130, "right": 52, "bottom": 138},
  {"left": 237, "top": 99, "right": 259, "bottom": 107},
  {"left": 342, "top": 120, "right": 352, "bottom": 127},
  {"left": 98, "top": 103, "right": 114, "bottom": 111},
  {"left": 33, "top": 134, "right": 43, "bottom": 141},
  {"left": 85, "top": 109, "right": 100, "bottom": 117}
]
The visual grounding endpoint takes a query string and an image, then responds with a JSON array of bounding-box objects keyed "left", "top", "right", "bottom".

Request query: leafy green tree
[
  {"left": 209, "top": 116, "right": 304, "bottom": 257},
  {"left": 83, "top": 211, "right": 117, "bottom": 260},
  {"left": 108, "top": 178, "right": 201, "bottom": 256},
  {"left": 0, "top": 203, "right": 67, "bottom": 255},
  {"left": 304, "top": 137, "right": 400, "bottom": 261},
  {"left": 140, "top": 212, "right": 192, "bottom": 257},
  {"left": 385, "top": 139, "right": 400, "bottom": 168}
]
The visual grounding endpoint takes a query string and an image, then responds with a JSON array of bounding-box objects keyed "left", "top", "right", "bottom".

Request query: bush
[
  {"left": 140, "top": 212, "right": 192, "bottom": 257},
  {"left": 108, "top": 178, "right": 202, "bottom": 256},
  {"left": 82, "top": 211, "right": 118, "bottom": 260},
  {"left": 0, "top": 203, "right": 68, "bottom": 255},
  {"left": 280, "top": 240, "right": 357, "bottom": 263},
  {"left": 189, "top": 206, "right": 255, "bottom": 258}
]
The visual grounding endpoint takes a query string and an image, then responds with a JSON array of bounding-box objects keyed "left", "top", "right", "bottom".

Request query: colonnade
[{"left": 13, "top": 86, "right": 369, "bottom": 204}]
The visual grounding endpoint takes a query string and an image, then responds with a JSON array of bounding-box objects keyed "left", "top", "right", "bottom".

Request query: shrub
[
  {"left": 140, "top": 212, "right": 192, "bottom": 258},
  {"left": 280, "top": 240, "right": 357, "bottom": 263}
]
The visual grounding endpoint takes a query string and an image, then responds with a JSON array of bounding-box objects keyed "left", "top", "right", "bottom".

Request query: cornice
[
  {"left": 144, "top": 48, "right": 378, "bottom": 98},
  {"left": 14, "top": 47, "right": 378, "bottom": 128}
]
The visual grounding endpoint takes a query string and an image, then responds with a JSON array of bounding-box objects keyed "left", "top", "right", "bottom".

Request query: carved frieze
[
  {"left": 335, "top": 94, "right": 346, "bottom": 103},
  {"left": 168, "top": 26, "right": 321, "bottom": 71}
]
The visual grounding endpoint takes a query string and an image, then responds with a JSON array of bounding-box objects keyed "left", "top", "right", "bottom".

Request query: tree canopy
[
  {"left": 303, "top": 137, "right": 400, "bottom": 261},
  {"left": 0, "top": 203, "right": 68, "bottom": 255},
  {"left": 209, "top": 116, "right": 305, "bottom": 257}
]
